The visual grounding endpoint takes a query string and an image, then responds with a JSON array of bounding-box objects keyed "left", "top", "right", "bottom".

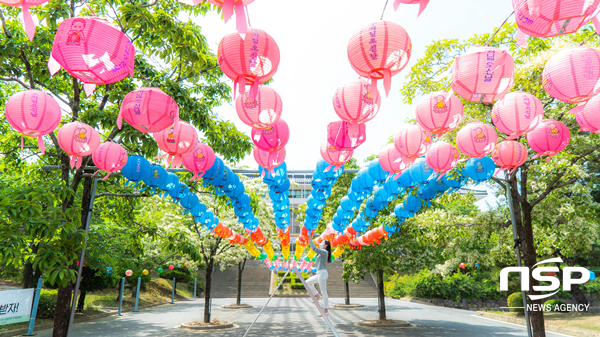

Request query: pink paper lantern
[
  {"left": 4, "top": 90, "right": 62, "bottom": 154},
  {"left": 57, "top": 121, "right": 101, "bottom": 169},
  {"left": 125, "top": 269, "right": 133, "bottom": 277},
  {"left": 415, "top": 91, "right": 463, "bottom": 135},
  {"left": 542, "top": 47, "right": 600, "bottom": 103},
  {"left": 425, "top": 141, "right": 459, "bottom": 176},
  {"left": 491, "top": 140, "right": 527, "bottom": 174},
  {"left": 451, "top": 46, "right": 515, "bottom": 104},
  {"left": 92, "top": 142, "right": 128, "bottom": 180},
  {"left": 320, "top": 141, "right": 353, "bottom": 171},
  {"left": 379, "top": 144, "right": 411, "bottom": 178},
  {"left": 512, "top": 0, "right": 600, "bottom": 39},
  {"left": 526, "top": 119, "right": 571, "bottom": 161},
  {"left": 48, "top": 17, "right": 135, "bottom": 97},
  {"left": 393, "top": 124, "right": 431, "bottom": 159},
  {"left": 491, "top": 91, "right": 544, "bottom": 138},
  {"left": 393, "top": 0, "right": 430, "bottom": 17},
  {"left": 251, "top": 119, "right": 289, "bottom": 152},
  {"left": 254, "top": 147, "right": 286, "bottom": 172},
  {"left": 169, "top": 264, "right": 174, "bottom": 270},
  {"left": 332, "top": 78, "right": 381, "bottom": 135},
  {"left": 117, "top": 87, "right": 179, "bottom": 133},
  {"left": 574, "top": 93, "right": 600, "bottom": 133},
  {"left": 235, "top": 85, "right": 282, "bottom": 129},
  {"left": 347, "top": 21, "right": 412, "bottom": 97},
  {"left": 182, "top": 142, "right": 216, "bottom": 180},
  {"left": 153, "top": 121, "right": 198, "bottom": 168},
  {"left": 456, "top": 122, "right": 497, "bottom": 158},
  {"left": 218, "top": 29, "right": 280, "bottom": 100},
  {"left": 178, "top": 0, "right": 254, "bottom": 33},
  {"left": 327, "top": 121, "right": 366, "bottom": 151},
  {"left": 0, "top": 0, "right": 48, "bottom": 41}
]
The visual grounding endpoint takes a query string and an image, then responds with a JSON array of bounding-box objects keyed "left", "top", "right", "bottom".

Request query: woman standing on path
[{"left": 306, "top": 234, "right": 331, "bottom": 315}]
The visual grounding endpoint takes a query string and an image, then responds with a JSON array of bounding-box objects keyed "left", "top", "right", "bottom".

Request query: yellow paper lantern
[{"left": 142, "top": 269, "right": 149, "bottom": 276}]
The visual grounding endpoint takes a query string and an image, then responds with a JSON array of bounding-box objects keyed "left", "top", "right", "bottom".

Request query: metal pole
[
  {"left": 171, "top": 278, "right": 176, "bottom": 304},
  {"left": 67, "top": 177, "right": 98, "bottom": 337},
  {"left": 24, "top": 278, "right": 43, "bottom": 336},
  {"left": 193, "top": 278, "right": 197, "bottom": 300},
  {"left": 242, "top": 270, "right": 290, "bottom": 337},
  {"left": 207, "top": 266, "right": 214, "bottom": 321},
  {"left": 117, "top": 278, "right": 125, "bottom": 316},
  {"left": 134, "top": 277, "right": 141, "bottom": 312},
  {"left": 505, "top": 182, "right": 533, "bottom": 337}
]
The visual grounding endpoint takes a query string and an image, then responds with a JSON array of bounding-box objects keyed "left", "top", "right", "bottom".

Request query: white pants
[{"left": 306, "top": 269, "right": 329, "bottom": 309}]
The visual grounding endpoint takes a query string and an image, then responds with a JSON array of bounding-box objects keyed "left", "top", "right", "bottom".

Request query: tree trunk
[
  {"left": 520, "top": 202, "right": 545, "bottom": 336},
  {"left": 377, "top": 269, "right": 386, "bottom": 321},
  {"left": 22, "top": 243, "right": 39, "bottom": 288},
  {"left": 345, "top": 281, "right": 350, "bottom": 305},
  {"left": 52, "top": 282, "right": 73, "bottom": 337},
  {"left": 77, "top": 290, "right": 86, "bottom": 312},
  {"left": 53, "top": 175, "right": 92, "bottom": 337},
  {"left": 204, "top": 259, "right": 214, "bottom": 323},
  {"left": 236, "top": 258, "right": 246, "bottom": 305}
]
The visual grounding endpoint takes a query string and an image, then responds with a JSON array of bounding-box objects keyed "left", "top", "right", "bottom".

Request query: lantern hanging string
[
  {"left": 82, "top": 0, "right": 97, "bottom": 17},
  {"left": 484, "top": 11, "right": 514, "bottom": 46},
  {"left": 245, "top": 5, "right": 251, "bottom": 28},
  {"left": 380, "top": 0, "right": 389, "bottom": 20}
]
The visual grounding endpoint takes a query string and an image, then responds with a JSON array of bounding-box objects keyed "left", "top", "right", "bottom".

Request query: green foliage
[
  {"left": 37, "top": 289, "right": 58, "bottom": 319},
  {"left": 412, "top": 270, "right": 500, "bottom": 302},
  {"left": 159, "top": 268, "right": 194, "bottom": 283},
  {"left": 508, "top": 292, "right": 525, "bottom": 313},
  {"left": 123, "top": 270, "right": 152, "bottom": 289},
  {"left": 544, "top": 299, "right": 568, "bottom": 312},
  {"left": 80, "top": 267, "right": 119, "bottom": 293},
  {"left": 385, "top": 273, "right": 421, "bottom": 298}
]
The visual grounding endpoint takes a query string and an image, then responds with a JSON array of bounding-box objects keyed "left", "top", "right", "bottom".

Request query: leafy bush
[
  {"left": 37, "top": 289, "right": 57, "bottom": 319},
  {"left": 414, "top": 270, "right": 501, "bottom": 302},
  {"left": 124, "top": 270, "right": 152, "bottom": 289},
  {"left": 581, "top": 279, "right": 600, "bottom": 293},
  {"left": 385, "top": 273, "right": 421, "bottom": 298},
  {"left": 544, "top": 299, "right": 568, "bottom": 312},
  {"left": 507, "top": 292, "right": 525, "bottom": 313}
]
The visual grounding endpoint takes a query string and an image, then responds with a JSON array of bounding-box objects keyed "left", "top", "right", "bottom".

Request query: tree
[
  {"left": 400, "top": 22, "right": 600, "bottom": 334},
  {"left": 0, "top": 1, "right": 252, "bottom": 335}
]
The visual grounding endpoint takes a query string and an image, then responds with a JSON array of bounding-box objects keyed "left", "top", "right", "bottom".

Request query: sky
[{"left": 192, "top": 0, "right": 515, "bottom": 209}]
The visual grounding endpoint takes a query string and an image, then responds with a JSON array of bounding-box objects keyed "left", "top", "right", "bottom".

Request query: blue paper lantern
[
  {"left": 590, "top": 271, "right": 596, "bottom": 281},
  {"left": 403, "top": 195, "right": 422, "bottom": 216},
  {"left": 364, "top": 207, "right": 378, "bottom": 219},
  {"left": 409, "top": 157, "right": 433, "bottom": 185},
  {"left": 260, "top": 162, "right": 287, "bottom": 186},
  {"left": 315, "top": 159, "right": 344, "bottom": 181},
  {"left": 340, "top": 196, "right": 359, "bottom": 212},
  {"left": 475, "top": 263, "right": 480, "bottom": 270},
  {"left": 233, "top": 194, "right": 251, "bottom": 208},
  {"left": 464, "top": 157, "right": 495, "bottom": 183},
  {"left": 311, "top": 187, "right": 331, "bottom": 201},
  {"left": 367, "top": 159, "right": 388, "bottom": 184},
  {"left": 357, "top": 168, "right": 375, "bottom": 191},
  {"left": 384, "top": 177, "right": 403, "bottom": 195},
  {"left": 245, "top": 217, "right": 259, "bottom": 231},
  {"left": 190, "top": 202, "right": 207, "bottom": 217},
  {"left": 180, "top": 192, "right": 199, "bottom": 210},
  {"left": 272, "top": 179, "right": 290, "bottom": 193},
  {"left": 394, "top": 204, "right": 410, "bottom": 220},
  {"left": 428, "top": 176, "right": 450, "bottom": 195},
  {"left": 122, "top": 156, "right": 150, "bottom": 186},
  {"left": 143, "top": 164, "right": 169, "bottom": 192},
  {"left": 374, "top": 186, "right": 393, "bottom": 204},
  {"left": 442, "top": 169, "right": 465, "bottom": 192},
  {"left": 336, "top": 208, "right": 353, "bottom": 220},
  {"left": 225, "top": 182, "right": 245, "bottom": 199},
  {"left": 272, "top": 199, "right": 290, "bottom": 211},
  {"left": 202, "top": 157, "right": 225, "bottom": 185},
  {"left": 169, "top": 182, "right": 189, "bottom": 201},
  {"left": 396, "top": 169, "right": 416, "bottom": 189},
  {"left": 307, "top": 195, "right": 325, "bottom": 210},
  {"left": 269, "top": 189, "right": 288, "bottom": 202},
  {"left": 417, "top": 184, "right": 437, "bottom": 205}
]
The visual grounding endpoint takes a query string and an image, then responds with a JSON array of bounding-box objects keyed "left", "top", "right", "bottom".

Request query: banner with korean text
[{"left": 0, "top": 288, "right": 34, "bottom": 325}]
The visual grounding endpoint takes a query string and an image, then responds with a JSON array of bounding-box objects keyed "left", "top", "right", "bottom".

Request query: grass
[
  {"left": 85, "top": 278, "right": 195, "bottom": 309},
  {"left": 487, "top": 310, "right": 600, "bottom": 333},
  {"left": 0, "top": 309, "right": 102, "bottom": 333}
]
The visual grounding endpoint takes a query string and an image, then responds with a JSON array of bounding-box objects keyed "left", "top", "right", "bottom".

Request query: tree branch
[
  {"left": 0, "top": 8, "right": 12, "bottom": 38},
  {"left": 19, "top": 51, "right": 35, "bottom": 89},
  {"left": 34, "top": 80, "right": 73, "bottom": 107},
  {"left": 95, "top": 192, "right": 150, "bottom": 198},
  {"left": 0, "top": 76, "right": 30, "bottom": 89},
  {"left": 140, "top": 0, "right": 158, "bottom": 7}
]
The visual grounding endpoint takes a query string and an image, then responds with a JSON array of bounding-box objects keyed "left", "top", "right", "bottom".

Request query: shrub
[
  {"left": 507, "top": 292, "right": 525, "bottom": 313},
  {"left": 37, "top": 289, "right": 57, "bottom": 319},
  {"left": 124, "top": 270, "right": 152, "bottom": 289},
  {"left": 544, "top": 299, "right": 568, "bottom": 312},
  {"left": 413, "top": 270, "right": 501, "bottom": 302}
]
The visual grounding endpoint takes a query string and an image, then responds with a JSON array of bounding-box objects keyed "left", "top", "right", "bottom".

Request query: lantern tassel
[
  {"left": 83, "top": 84, "right": 96, "bottom": 97},
  {"left": 235, "top": 1, "right": 247, "bottom": 34},
  {"left": 349, "top": 122, "right": 359, "bottom": 139},
  {"left": 334, "top": 165, "right": 343, "bottom": 171},
  {"left": 48, "top": 54, "right": 61, "bottom": 76},
  {"left": 38, "top": 136, "right": 45, "bottom": 154},
  {"left": 593, "top": 16, "right": 600, "bottom": 34},
  {"left": 393, "top": 0, "right": 401, "bottom": 11},
  {"left": 383, "top": 68, "right": 392, "bottom": 97},
  {"left": 102, "top": 172, "right": 112, "bottom": 181},
  {"left": 249, "top": 80, "right": 259, "bottom": 102},
  {"left": 417, "top": 0, "right": 429, "bottom": 17},
  {"left": 222, "top": 0, "right": 235, "bottom": 24},
  {"left": 116, "top": 110, "right": 123, "bottom": 129},
  {"left": 69, "top": 155, "right": 77, "bottom": 169},
  {"left": 517, "top": 28, "right": 528, "bottom": 49},
  {"left": 568, "top": 101, "right": 586, "bottom": 114},
  {"left": 22, "top": 5, "right": 36, "bottom": 42}
]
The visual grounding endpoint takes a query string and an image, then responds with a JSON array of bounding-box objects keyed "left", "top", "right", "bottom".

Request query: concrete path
[{"left": 31, "top": 298, "right": 571, "bottom": 337}]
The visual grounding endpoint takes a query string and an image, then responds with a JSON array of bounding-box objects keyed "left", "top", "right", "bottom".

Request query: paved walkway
[{"left": 32, "top": 298, "right": 570, "bottom": 337}]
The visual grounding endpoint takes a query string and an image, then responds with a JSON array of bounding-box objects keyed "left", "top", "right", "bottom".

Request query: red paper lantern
[
  {"left": 574, "top": 93, "right": 600, "bottom": 133},
  {"left": 425, "top": 141, "right": 459, "bottom": 176},
  {"left": 235, "top": 85, "right": 282, "bottom": 129},
  {"left": 48, "top": 17, "right": 135, "bottom": 96},
  {"left": 379, "top": 144, "right": 410, "bottom": 178},
  {"left": 182, "top": 142, "right": 216, "bottom": 180},
  {"left": 251, "top": 119, "right": 289, "bottom": 152},
  {"left": 415, "top": 92, "right": 463, "bottom": 135},
  {"left": 254, "top": 147, "right": 286, "bottom": 173},
  {"left": 57, "top": 122, "right": 101, "bottom": 169},
  {"left": 393, "top": 124, "right": 431, "bottom": 159},
  {"left": 327, "top": 121, "right": 366, "bottom": 151},
  {"left": 526, "top": 119, "right": 571, "bottom": 161},
  {"left": 153, "top": 121, "right": 198, "bottom": 168},
  {"left": 491, "top": 141, "right": 527, "bottom": 174},
  {"left": 460, "top": 263, "right": 465, "bottom": 269},
  {"left": 332, "top": 78, "right": 381, "bottom": 134},
  {"left": 4, "top": 90, "right": 62, "bottom": 154},
  {"left": 491, "top": 91, "right": 544, "bottom": 138},
  {"left": 542, "top": 47, "right": 600, "bottom": 103},
  {"left": 218, "top": 29, "right": 280, "bottom": 100},
  {"left": 320, "top": 141, "right": 353, "bottom": 171},
  {"left": 456, "top": 122, "right": 497, "bottom": 158},
  {"left": 117, "top": 87, "right": 179, "bottom": 133},
  {"left": 347, "top": 21, "right": 412, "bottom": 96},
  {"left": 451, "top": 47, "right": 515, "bottom": 104},
  {"left": 92, "top": 142, "right": 128, "bottom": 180}
]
